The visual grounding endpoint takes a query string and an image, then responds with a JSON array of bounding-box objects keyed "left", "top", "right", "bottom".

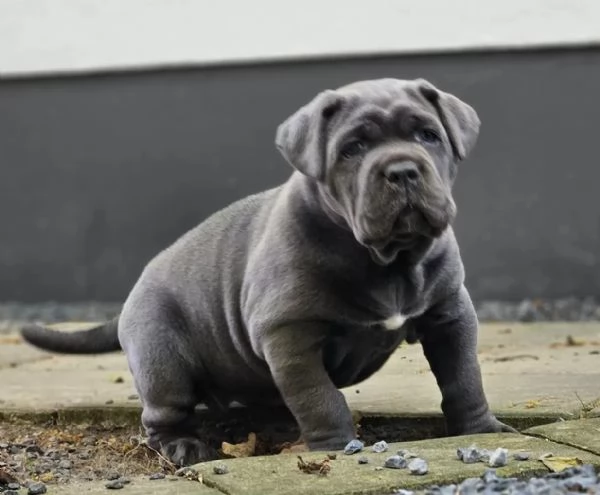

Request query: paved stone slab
[
  {"left": 0, "top": 323, "right": 599, "bottom": 420},
  {"left": 344, "top": 323, "right": 600, "bottom": 419},
  {"left": 192, "top": 433, "right": 600, "bottom": 495},
  {"left": 43, "top": 476, "right": 219, "bottom": 494},
  {"left": 524, "top": 418, "right": 600, "bottom": 455}
]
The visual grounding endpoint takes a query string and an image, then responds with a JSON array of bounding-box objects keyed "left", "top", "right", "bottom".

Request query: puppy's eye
[
  {"left": 340, "top": 140, "right": 366, "bottom": 159},
  {"left": 415, "top": 128, "right": 441, "bottom": 145}
]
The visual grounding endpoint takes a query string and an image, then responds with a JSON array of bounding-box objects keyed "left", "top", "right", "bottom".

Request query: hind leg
[{"left": 120, "top": 310, "right": 218, "bottom": 466}]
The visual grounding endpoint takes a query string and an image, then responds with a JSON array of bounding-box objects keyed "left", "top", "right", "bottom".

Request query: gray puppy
[{"left": 22, "top": 78, "right": 515, "bottom": 466}]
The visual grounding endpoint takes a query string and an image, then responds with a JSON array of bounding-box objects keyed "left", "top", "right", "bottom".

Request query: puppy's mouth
[{"left": 358, "top": 203, "right": 451, "bottom": 264}]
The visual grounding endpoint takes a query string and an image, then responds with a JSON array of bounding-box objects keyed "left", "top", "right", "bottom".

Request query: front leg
[
  {"left": 261, "top": 323, "right": 356, "bottom": 450},
  {"left": 417, "top": 285, "right": 516, "bottom": 435}
]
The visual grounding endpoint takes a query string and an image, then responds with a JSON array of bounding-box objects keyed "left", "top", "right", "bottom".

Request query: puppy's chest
[{"left": 366, "top": 274, "right": 428, "bottom": 330}]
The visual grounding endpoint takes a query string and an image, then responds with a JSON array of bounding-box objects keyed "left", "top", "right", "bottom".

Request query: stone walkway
[{"left": 1, "top": 322, "right": 599, "bottom": 494}]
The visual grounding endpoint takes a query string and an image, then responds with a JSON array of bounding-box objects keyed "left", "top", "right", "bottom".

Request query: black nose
[{"left": 384, "top": 161, "right": 420, "bottom": 183}]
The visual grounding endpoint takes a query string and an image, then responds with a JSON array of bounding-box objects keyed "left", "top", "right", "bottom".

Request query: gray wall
[{"left": 1, "top": 48, "right": 599, "bottom": 303}]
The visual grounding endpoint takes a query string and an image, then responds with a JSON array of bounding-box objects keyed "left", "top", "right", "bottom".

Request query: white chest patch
[{"left": 381, "top": 313, "right": 408, "bottom": 330}]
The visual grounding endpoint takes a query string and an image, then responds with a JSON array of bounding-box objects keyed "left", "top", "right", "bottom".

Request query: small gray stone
[
  {"left": 343, "top": 439, "right": 364, "bottom": 455},
  {"left": 149, "top": 472, "right": 166, "bottom": 480},
  {"left": 213, "top": 464, "right": 229, "bottom": 475},
  {"left": 5, "top": 491, "right": 20, "bottom": 495},
  {"left": 58, "top": 459, "right": 72, "bottom": 469},
  {"left": 105, "top": 480, "right": 125, "bottom": 490},
  {"left": 395, "top": 490, "right": 415, "bottom": 495},
  {"left": 371, "top": 440, "right": 388, "bottom": 453},
  {"left": 106, "top": 471, "right": 121, "bottom": 480},
  {"left": 27, "top": 482, "right": 47, "bottom": 495},
  {"left": 384, "top": 455, "right": 407, "bottom": 469},
  {"left": 7, "top": 483, "right": 21, "bottom": 490},
  {"left": 357, "top": 456, "right": 369, "bottom": 464},
  {"left": 408, "top": 457, "right": 429, "bottom": 475},
  {"left": 8, "top": 446, "right": 21, "bottom": 455},
  {"left": 457, "top": 445, "right": 483, "bottom": 464},
  {"left": 513, "top": 451, "right": 530, "bottom": 461},
  {"left": 488, "top": 447, "right": 508, "bottom": 467}
]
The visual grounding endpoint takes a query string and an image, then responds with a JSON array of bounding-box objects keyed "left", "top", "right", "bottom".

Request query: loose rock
[
  {"left": 105, "top": 480, "right": 125, "bottom": 490},
  {"left": 343, "top": 439, "right": 364, "bottom": 455},
  {"left": 357, "top": 456, "right": 369, "bottom": 465},
  {"left": 457, "top": 445, "right": 483, "bottom": 464},
  {"left": 384, "top": 455, "right": 407, "bottom": 469},
  {"left": 371, "top": 440, "right": 388, "bottom": 453},
  {"left": 213, "top": 464, "right": 229, "bottom": 475},
  {"left": 149, "top": 472, "right": 166, "bottom": 480},
  {"left": 58, "top": 459, "right": 72, "bottom": 469},
  {"left": 408, "top": 458, "right": 429, "bottom": 475},
  {"left": 106, "top": 471, "right": 120, "bottom": 480},
  {"left": 488, "top": 447, "right": 508, "bottom": 467},
  {"left": 7, "top": 482, "right": 21, "bottom": 490},
  {"left": 27, "top": 482, "right": 47, "bottom": 495}
]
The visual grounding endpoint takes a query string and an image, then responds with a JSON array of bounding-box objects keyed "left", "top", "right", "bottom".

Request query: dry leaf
[
  {"left": 525, "top": 400, "right": 541, "bottom": 409},
  {"left": 0, "top": 336, "right": 22, "bottom": 345},
  {"left": 539, "top": 455, "right": 583, "bottom": 472},
  {"left": 221, "top": 432, "right": 257, "bottom": 458},
  {"left": 297, "top": 456, "right": 331, "bottom": 476}
]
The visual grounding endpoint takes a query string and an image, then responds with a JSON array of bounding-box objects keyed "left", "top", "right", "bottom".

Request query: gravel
[
  {"left": 2, "top": 297, "right": 600, "bottom": 333},
  {"left": 421, "top": 464, "right": 599, "bottom": 495}
]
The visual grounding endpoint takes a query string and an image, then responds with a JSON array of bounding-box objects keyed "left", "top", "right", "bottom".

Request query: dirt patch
[{"left": 0, "top": 420, "right": 168, "bottom": 486}]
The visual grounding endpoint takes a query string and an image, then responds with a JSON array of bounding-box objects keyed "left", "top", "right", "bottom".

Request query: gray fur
[{"left": 21, "top": 78, "right": 515, "bottom": 466}]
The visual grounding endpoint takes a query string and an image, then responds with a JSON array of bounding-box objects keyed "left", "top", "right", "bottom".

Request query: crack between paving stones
[
  {"left": 525, "top": 433, "right": 600, "bottom": 458},
  {"left": 200, "top": 478, "right": 232, "bottom": 495}
]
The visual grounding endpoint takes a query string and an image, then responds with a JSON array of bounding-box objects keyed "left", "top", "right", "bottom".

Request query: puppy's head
[{"left": 276, "top": 78, "right": 480, "bottom": 265}]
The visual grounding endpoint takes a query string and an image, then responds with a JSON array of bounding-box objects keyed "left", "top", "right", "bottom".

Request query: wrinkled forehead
[{"left": 333, "top": 79, "right": 440, "bottom": 133}]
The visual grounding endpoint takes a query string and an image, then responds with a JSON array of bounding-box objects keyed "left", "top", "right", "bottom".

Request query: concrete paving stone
[
  {"left": 191, "top": 433, "right": 600, "bottom": 495},
  {"left": 42, "top": 476, "right": 220, "bottom": 494},
  {"left": 0, "top": 323, "right": 598, "bottom": 420},
  {"left": 524, "top": 417, "right": 600, "bottom": 455}
]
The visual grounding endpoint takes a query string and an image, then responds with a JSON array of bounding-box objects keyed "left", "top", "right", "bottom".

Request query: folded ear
[
  {"left": 417, "top": 79, "right": 481, "bottom": 161},
  {"left": 275, "top": 90, "right": 343, "bottom": 181}
]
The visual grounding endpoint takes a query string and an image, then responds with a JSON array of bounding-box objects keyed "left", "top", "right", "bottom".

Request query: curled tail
[{"left": 20, "top": 316, "right": 121, "bottom": 354}]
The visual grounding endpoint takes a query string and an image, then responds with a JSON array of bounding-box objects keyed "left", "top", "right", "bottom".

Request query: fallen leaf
[
  {"left": 39, "top": 472, "right": 55, "bottom": 483},
  {"left": 525, "top": 400, "right": 541, "bottom": 409},
  {"left": 221, "top": 432, "right": 257, "bottom": 458},
  {"left": 0, "top": 336, "right": 22, "bottom": 344},
  {"left": 297, "top": 456, "right": 331, "bottom": 476},
  {"left": 539, "top": 455, "right": 583, "bottom": 473}
]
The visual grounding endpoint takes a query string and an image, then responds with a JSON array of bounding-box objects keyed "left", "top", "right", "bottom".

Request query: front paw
[{"left": 450, "top": 415, "right": 518, "bottom": 436}]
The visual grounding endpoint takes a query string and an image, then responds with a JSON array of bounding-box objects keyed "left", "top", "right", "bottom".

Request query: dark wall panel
[{"left": 1, "top": 49, "right": 599, "bottom": 302}]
